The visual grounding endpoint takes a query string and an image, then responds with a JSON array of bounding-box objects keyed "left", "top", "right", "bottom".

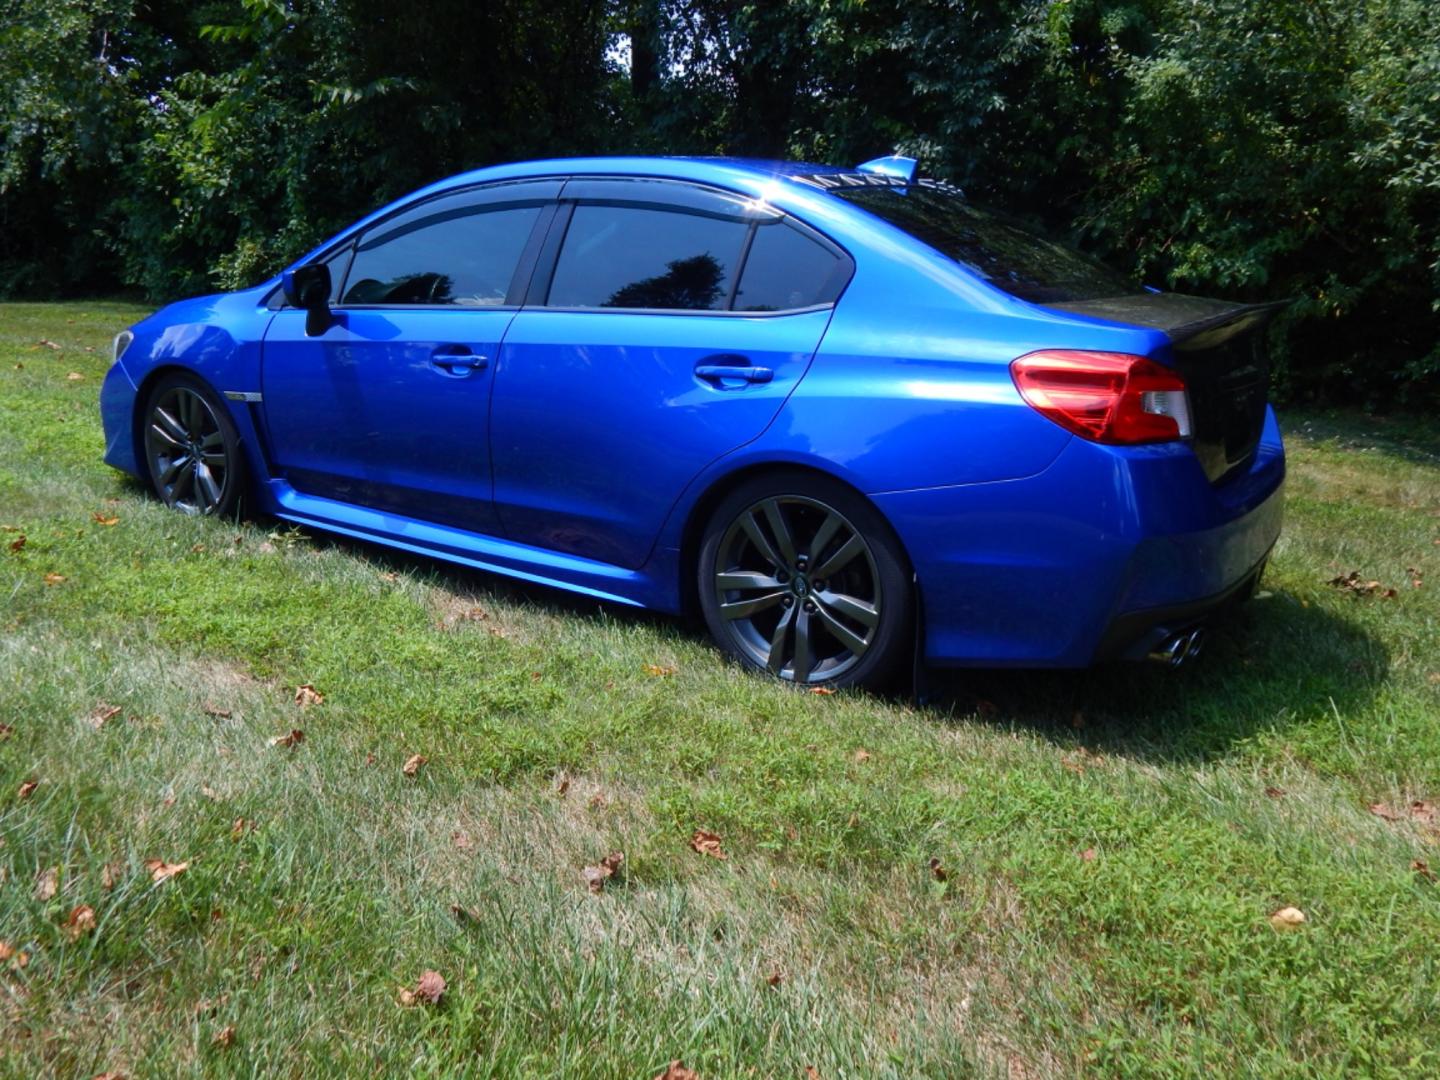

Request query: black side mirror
[{"left": 281, "top": 263, "right": 333, "bottom": 336}]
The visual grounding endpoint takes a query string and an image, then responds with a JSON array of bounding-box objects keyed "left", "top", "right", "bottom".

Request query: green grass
[{"left": 2, "top": 300, "right": 1438, "bottom": 1078}]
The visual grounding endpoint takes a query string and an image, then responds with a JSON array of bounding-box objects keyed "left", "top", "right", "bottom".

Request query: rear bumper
[{"left": 874, "top": 406, "right": 1285, "bottom": 667}]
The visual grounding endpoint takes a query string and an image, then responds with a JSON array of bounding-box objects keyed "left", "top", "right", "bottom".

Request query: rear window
[{"left": 828, "top": 179, "right": 1140, "bottom": 304}]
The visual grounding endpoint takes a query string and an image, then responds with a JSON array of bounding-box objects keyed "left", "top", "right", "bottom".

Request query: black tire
[
  {"left": 698, "top": 470, "right": 913, "bottom": 691},
  {"left": 141, "top": 373, "right": 248, "bottom": 518}
]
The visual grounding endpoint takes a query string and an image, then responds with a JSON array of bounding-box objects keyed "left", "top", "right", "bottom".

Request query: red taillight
[{"left": 1010, "top": 350, "right": 1192, "bottom": 444}]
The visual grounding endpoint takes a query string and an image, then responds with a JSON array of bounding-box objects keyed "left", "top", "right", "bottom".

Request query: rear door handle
[{"left": 695, "top": 363, "right": 774, "bottom": 386}]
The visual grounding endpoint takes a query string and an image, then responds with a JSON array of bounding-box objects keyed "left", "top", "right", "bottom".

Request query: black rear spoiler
[{"left": 1047, "top": 295, "right": 1293, "bottom": 351}]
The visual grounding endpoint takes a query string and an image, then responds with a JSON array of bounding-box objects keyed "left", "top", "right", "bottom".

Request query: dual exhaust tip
[{"left": 1148, "top": 626, "right": 1207, "bottom": 668}]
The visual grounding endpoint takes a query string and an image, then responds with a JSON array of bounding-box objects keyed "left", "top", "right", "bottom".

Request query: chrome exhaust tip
[{"left": 1148, "top": 627, "right": 1205, "bottom": 668}]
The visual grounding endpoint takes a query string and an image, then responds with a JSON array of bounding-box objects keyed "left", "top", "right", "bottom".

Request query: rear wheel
[
  {"left": 698, "top": 472, "right": 912, "bottom": 691},
  {"left": 142, "top": 374, "right": 246, "bottom": 517}
]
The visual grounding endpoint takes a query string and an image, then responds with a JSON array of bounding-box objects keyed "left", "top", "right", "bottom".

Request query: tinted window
[
  {"left": 343, "top": 199, "right": 540, "bottom": 306},
  {"left": 547, "top": 205, "right": 749, "bottom": 310},
  {"left": 323, "top": 245, "right": 352, "bottom": 304},
  {"left": 734, "top": 222, "right": 847, "bottom": 311},
  {"left": 831, "top": 180, "right": 1139, "bottom": 304}
]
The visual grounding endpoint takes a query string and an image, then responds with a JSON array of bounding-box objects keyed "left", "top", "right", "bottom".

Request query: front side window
[
  {"left": 547, "top": 205, "right": 750, "bottom": 311},
  {"left": 342, "top": 197, "right": 542, "bottom": 307}
]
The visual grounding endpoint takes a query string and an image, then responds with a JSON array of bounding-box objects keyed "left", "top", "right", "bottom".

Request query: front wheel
[
  {"left": 141, "top": 374, "right": 247, "bottom": 517},
  {"left": 698, "top": 472, "right": 913, "bottom": 691}
]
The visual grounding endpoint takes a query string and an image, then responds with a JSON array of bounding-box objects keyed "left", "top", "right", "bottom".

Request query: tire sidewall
[
  {"left": 142, "top": 373, "right": 248, "bottom": 519},
  {"left": 698, "top": 470, "right": 913, "bottom": 691}
]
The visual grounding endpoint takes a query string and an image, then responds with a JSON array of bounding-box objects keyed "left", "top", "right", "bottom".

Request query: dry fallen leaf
[
  {"left": 414, "top": 969, "right": 446, "bottom": 1004},
  {"left": 654, "top": 1063, "right": 699, "bottom": 1080},
  {"left": 0, "top": 723, "right": 12, "bottom": 739},
  {"left": 66, "top": 371, "right": 84, "bottom": 381},
  {"left": 1269, "top": 906, "right": 1306, "bottom": 930},
  {"left": 1413, "top": 859, "right": 1437, "bottom": 883},
  {"left": 92, "top": 512, "right": 120, "bottom": 527},
  {"left": 43, "top": 572, "right": 66, "bottom": 585},
  {"left": 852, "top": 748, "right": 872, "bottom": 763},
  {"left": 101, "top": 862, "right": 121, "bottom": 891},
  {"left": 402, "top": 754, "right": 428, "bottom": 777},
  {"left": 18, "top": 778, "right": 38, "bottom": 800},
  {"left": 928, "top": 857, "right": 948, "bottom": 882},
  {"left": 202, "top": 703, "right": 231, "bottom": 718},
  {"left": 1078, "top": 847, "right": 1097, "bottom": 862},
  {"left": 765, "top": 970, "right": 783, "bottom": 988},
  {"left": 809, "top": 686, "right": 836, "bottom": 695},
  {"left": 87, "top": 704, "right": 122, "bottom": 730},
  {"left": 212, "top": 1025, "right": 236, "bottom": 1048},
  {"left": 64, "top": 904, "right": 97, "bottom": 940},
  {"left": 293, "top": 684, "right": 324, "bottom": 707},
  {"left": 8, "top": 535, "right": 25, "bottom": 554},
  {"left": 268, "top": 729, "right": 304, "bottom": 749},
  {"left": 38, "top": 339, "right": 62, "bottom": 350},
  {"left": 643, "top": 662, "right": 677, "bottom": 677},
  {"left": 689, "top": 829, "right": 726, "bottom": 860},
  {"left": 1327, "top": 570, "right": 1397, "bottom": 599},
  {"left": 451, "top": 830, "right": 474, "bottom": 851},
  {"left": 1264, "top": 786, "right": 1286, "bottom": 799},
  {"left": 34, "top": 865, "right": 60, "bottom": 901},
  {"left": 556, "top": 775, "right": 571, "bottom": 797},
  {"left": 144, "top": 859, "right": 189, "bottom": 883},
  {"left": 582, "top": 851, "right": 625, "bottom": 894},
  {"left": 230, "top": 818, "right": 252, "bottom": 841},
  {"left": 449, "top": 902, "right": 481, "bottom": 924},
  {"left": 805, "top": 1068, "right": 822, "bottom": 1080},
  {"left": 1368, "top": 800, "right": 1437, "bottom": 827}
]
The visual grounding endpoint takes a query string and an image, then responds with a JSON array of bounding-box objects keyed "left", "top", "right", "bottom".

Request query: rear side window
[
  {"left": 734, "top": 222, "right": 847, "bottom": 311},
  {"left": 547, "top": 205, "right": 750, "bottom": 311},
  {"left": 831, "top": 180, "right": 1139, "bottom": 304},
  {"left": 343, "top": 199, "right": 541, "bottom": 306}
]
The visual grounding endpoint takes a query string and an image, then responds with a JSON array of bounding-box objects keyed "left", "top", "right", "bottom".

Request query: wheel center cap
[{"left": 790, "top": 574, "right": 810, "bottom": 598}]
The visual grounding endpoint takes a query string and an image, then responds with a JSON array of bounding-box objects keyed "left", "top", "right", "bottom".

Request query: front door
[{"left": 260, "top": 180, "right": 559, "bottom": 534}]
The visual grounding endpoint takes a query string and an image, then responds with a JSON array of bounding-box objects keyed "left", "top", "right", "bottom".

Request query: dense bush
[{"left": 2, "top": 0, "right": 1436, "bottom": 405}]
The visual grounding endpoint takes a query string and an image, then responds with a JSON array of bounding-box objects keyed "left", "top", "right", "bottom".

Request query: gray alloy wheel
[
  {"left": 711, "top": 494, "right": 884, "bottom": 684},
  {"left": 142, "top": 380, "right": 239, "bottom": 516}
]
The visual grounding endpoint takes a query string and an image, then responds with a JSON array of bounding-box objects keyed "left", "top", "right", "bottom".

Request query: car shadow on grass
[
  {"left": 252, "top": 516, "right": 1386, "bottom": 766},
  {"left": 918, "top": 592, "right": 1388, "bottom": 763}
]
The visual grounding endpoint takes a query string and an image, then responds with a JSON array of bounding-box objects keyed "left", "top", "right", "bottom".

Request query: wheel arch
[
  {"left": 130, "top": 365, "right": 205, "bottom": 482},
  {"left": 676, "top": 460, "right": 915, "bottom": 618}
]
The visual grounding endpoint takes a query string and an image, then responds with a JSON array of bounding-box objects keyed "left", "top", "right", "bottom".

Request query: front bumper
[
  {"left": 874, "top": 407, "right": 1286, "bottom": 667},
  {"left": 99, "top": 359, "right": 143, "bottom": 479}
]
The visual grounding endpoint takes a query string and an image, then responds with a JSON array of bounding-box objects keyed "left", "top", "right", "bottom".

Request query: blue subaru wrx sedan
[{"left": 100, "top": 155, "right": 1284, "bottom": 690}]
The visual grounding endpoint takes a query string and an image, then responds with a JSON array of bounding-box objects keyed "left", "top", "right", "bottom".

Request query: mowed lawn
[{"left": 2, "top": 301, "right": 1438, "bottom": 1079}]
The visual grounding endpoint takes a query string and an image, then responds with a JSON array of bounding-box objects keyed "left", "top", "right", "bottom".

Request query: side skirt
[{"left": 266, "top": 480, "right": 679, "bottom": 611}]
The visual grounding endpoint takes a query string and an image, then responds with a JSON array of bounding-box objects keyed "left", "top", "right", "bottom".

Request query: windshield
[{"left": 826, "top": 178, "right": 1141, "bottom": 304}]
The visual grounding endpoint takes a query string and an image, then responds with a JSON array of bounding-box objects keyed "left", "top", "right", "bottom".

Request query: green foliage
[{"left": 0, "top": 0, "right": 1436, "bottom": 403}]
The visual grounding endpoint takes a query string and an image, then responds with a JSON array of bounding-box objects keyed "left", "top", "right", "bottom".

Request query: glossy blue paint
[
  {"left": 261, "top": 307, "right": 511, "bottom": 535},
  {"left": 492, "top": 307, "right": 832, "bottom": 568},
  {"left": 856, "top": 155, "right": 919, "bottom": 182},
  {"left": 99, "top": 155, "right": 1285, "bottom": 670}
]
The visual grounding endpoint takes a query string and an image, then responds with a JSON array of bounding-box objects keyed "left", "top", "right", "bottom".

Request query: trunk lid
[{"left": 1048, "top": 294, "right": 1287, "bottom": 485}]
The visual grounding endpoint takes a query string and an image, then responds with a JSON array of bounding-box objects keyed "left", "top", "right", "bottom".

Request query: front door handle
[
  {"left": 695, "top": 363, "right": 774, "bottom": 386},
  {"left": 430, "top": 351, "right": 489, "bottom": 377}
]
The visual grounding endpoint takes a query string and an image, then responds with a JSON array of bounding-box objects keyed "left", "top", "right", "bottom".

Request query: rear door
[
  {"left": 261, "top": 180, "right": 559, "bottom": 534},
  {"left": 491, "top": 178, "right": 851, "bottom": 568}
]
